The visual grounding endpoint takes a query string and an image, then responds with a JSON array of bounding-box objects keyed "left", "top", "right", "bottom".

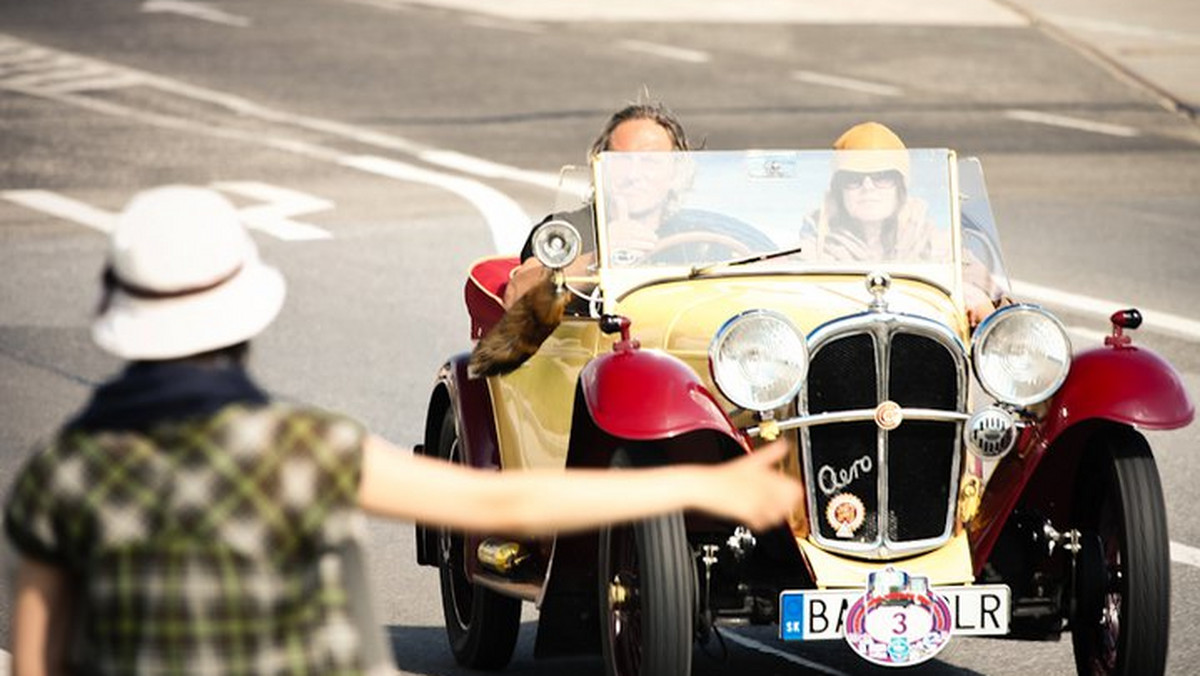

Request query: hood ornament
[{"left": 866, "top": 271, "right": 891, "bottom": 312}]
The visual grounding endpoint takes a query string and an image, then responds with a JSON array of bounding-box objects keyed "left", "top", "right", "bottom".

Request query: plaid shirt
[{"left": 5, "top": 403, "right": 371, "bottom": 675}]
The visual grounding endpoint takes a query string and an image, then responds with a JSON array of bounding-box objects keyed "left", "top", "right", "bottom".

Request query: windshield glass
[
  {"left": 958, "top": 156, "right": 1012, "bottom": 298},
  {"left": 593, "top": 149, "right": 963, "bottom": 287}
]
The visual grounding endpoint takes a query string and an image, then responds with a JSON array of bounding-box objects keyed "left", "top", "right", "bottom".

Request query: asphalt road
[{"left": 1, "top": 1, "right": 1197, "bottom": 674}]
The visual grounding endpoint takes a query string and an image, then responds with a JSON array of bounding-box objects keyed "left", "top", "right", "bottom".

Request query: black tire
[
  {"left": 1070, "top": 426, "right": 1170, "bottom": 676},
  {"left": 436, "top": 408, "right": 522, "bottom": 670},
  {"left": 599, "top": 511, "right": 695, "bottom": 676}
]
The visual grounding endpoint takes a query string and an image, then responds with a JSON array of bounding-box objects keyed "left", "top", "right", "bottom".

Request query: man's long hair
[{"left": 588, "top": 102, "right": 691, "bottom": 159}]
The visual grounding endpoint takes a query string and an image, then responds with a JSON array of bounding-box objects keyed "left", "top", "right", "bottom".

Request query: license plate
[{"left": 779, "top": 585, "right": 1010, "bottom": 641}]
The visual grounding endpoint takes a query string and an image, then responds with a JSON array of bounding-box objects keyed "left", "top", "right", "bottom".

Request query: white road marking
[
  {"left": 1064, "top": 324, "right": 1111, "bottom": 347},
  {"left": 2, "top": 186, "right": 334, "bottom": 241},
  {"left": 0, "top": 35, "right": 536, "bottom": 251},
  {"left": 0, "top": 34, "right": 554, "bottom": 209},
  {"left": 0, "top": 38, "right": 147, "bottom": 94},
  {"left": 792, "top": 70, "right": 903, "bottom": 97},
  {"left": 617, "top": 39, "right": 710, "bottom": 64},
  {"left": 1, "top": 190, "right": 117, "bottom": 233},
  {"left": 417, "top": 150, "right": 563, "bottom": 191},
  {"left": 1172, "top": 541, "right": 1200, "bottom": 568},
  {"left": 720, "top": 629, "right": 851, "bottom": 676},
  {"left": 1012, "top": 279, "right": 1200, "bottom": 342},
  {"left": 1047, "top": 14, "right": 1200, "bottom": 45},
  {"left": 353, "top": 0, "right": 1026, "bottom": 26},
  {"left": 140, "top": 0, "right": 251, "bottom": 27},
  {"left": 1005, "top": 109, "right": 1140, "bottom": 138},
  {"left": 212, "top": 182, "right": 334, "bottom": 241},
  {"left": 339, "top": 155, "right": 530, "bottom": 253},
  {"left": 342, "top": 0, "right": 415, "bottom": 11},
  {"left": 461, "top": 15, "right": 545, "bottom": 34}
]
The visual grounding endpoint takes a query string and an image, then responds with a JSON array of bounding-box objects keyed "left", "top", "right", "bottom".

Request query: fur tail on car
[{"left": 469, "top": 271, "right": 567, "bottom": 379}]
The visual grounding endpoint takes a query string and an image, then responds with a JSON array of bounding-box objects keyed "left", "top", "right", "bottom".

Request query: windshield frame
[{"left": 586, "top": 149, "right": 978, "bottom": 310}]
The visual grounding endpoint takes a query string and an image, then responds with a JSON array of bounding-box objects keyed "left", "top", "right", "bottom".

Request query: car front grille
[{"left": 801, "top": 315, "right": 965, "bottom": 558}]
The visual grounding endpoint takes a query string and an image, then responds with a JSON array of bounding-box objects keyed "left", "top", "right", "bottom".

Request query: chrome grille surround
[{"left": 797, "top": 312, "right": 968, "bottom": 560}]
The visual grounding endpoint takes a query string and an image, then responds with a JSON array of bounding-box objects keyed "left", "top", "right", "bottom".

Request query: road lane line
[
  {"left": 462, "top": 15, "right": 545, "bottom": 33},
  {"left": 1065, "top": 324, "right": 1110, "bottom": 346},
  {"left": 1005, "top": 109, "right": 1140, "bottom": 138},
  {"left": 721, "top": 629, "right": 851, "bottom": 675},
  {"left": 1, "top": 190, "right": 117, "bottom": 232},
  {"left": 2, "top": 57, "right": 534, "bottom": 250},
  {"left": 1172, "top": 541, "right": 1200, "bottom": 568},
  {"left": 342, "top": 0, "right": 414, "bottom": 11},
  {"left": 792, "top": 70, "right": 903, "bottom": 97},
  {"left": 1011, "top": 279, "right": 1200, "bottom": 342},
  {"left": 417, "top": 150, "right": 563, "bottom": 191},
  {"left": 1047, "top": 14, "right": 1200, "bottom": 45},
  {"left": 140, "top": 0, "right": 252, "bottom": 27},
  {"left": 340, "top": 155, "right": 530, "bottom": 253},
  {"left": 617, "top": 40, "right": 710, "bottom": 63}
]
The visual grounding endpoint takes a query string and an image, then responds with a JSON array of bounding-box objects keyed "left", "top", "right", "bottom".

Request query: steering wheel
[
  {"left": 642, "top": 231, "right": 753, "bottom": 264},
  {"left": 642, "top": 209, "right": 774, "bottom": 264}
]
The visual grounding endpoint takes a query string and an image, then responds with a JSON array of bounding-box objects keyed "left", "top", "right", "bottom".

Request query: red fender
[
  {"left": 969, "top": 343, "right": 1192, "bottom": 573},
  {"left": 580, "top": 344, "right": 746, "bottom": 445},
  {"left": 1040, "top": 345, "right": 1194, "bottom": 444}
]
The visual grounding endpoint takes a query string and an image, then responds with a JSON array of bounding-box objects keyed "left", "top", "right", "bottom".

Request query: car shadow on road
[
  {"left": 386, "top": 622, "right": 988, "bottom": 676},
  {"left": 386, "top": 622, "right": 604, "bottom": 676}
]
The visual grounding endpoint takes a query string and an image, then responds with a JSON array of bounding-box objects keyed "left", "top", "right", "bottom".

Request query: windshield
[{"left": 593, "top": 149, "right": 964, "bottom": 289}]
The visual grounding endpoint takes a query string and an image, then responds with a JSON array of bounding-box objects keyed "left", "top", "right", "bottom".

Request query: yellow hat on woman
[{"left": 832, "top": 121, "right": 910, "bottom": 179}]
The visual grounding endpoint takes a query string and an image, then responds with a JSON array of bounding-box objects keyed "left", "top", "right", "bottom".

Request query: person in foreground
[{"left": 5, "top": 186, "right": 802, "bottom": 676}]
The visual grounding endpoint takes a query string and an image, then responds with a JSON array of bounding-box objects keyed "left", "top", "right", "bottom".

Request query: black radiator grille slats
[
  {"left": 804, "top": 322, "right": 961, "bottom": 556},
  {"left": 889, "top": 333, "right": 957, "bottom": 408},
  {"left": 886, "top": 422, "right": 956, "bottom": 541},
  {"left": 806, "top": 334, "right": 876, "bottom": 412}
]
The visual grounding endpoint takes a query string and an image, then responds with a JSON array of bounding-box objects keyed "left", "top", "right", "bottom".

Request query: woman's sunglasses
[{"left": 838, "top": 170, "right": 902, "bottom": 191}]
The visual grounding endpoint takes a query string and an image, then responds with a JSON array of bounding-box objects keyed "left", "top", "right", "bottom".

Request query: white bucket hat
[{"left": 92, "top": 185, "right": 286, "bottom": 360}]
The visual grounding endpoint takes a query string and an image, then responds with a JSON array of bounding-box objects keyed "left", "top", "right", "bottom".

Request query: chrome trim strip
[{"left": 746, "top": 408, "right": 971, "bottom": 437}]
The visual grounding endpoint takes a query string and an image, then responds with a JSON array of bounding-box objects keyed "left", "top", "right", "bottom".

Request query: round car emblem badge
[
  {"left": 875, "top": 400, "right": 903, "bottom": 430},
  {"left": 826, "top": 492, "right": 866, "bottom": 538}
]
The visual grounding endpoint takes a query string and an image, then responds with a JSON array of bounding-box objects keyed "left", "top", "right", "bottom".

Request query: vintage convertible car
[{"left": 414, "top": 148, "right": 1193, "bottom": 675}]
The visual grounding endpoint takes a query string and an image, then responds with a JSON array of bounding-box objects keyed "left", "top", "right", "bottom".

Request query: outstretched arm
[
  {"left": 357, "top": 435, "right": 801, "bottom": 535},
  {"left": 12, "top": 557, "right": 71, "bottom": 676}
]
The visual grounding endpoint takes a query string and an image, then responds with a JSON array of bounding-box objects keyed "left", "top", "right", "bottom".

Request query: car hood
[{"left": 613, "top": 274, "right": 967, "bottom": 355}]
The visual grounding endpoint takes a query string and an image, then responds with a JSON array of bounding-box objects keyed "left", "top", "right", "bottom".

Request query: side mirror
[{"left": 532, "top": 220, "right": 581, "bottom": 270}]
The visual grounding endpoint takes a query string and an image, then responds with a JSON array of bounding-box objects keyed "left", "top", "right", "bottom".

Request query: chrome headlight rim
[
  {"left": 971, "top": 303, "right": 1072, "bottom": 407},
  {"left": 531, "top": 219, "right": 582, "bottom": 270},
  {"left": 708, "top": 309, "right": 809, "bottom": 412}
]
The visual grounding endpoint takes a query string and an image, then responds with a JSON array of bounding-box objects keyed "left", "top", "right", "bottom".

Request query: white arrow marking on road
[
  {"left": 0, "top": 190, "right": 117, "bottom": 233},
  {"left": 1005, "top": 109, "right": 1140, "bottom": 138},
  {"left": 212, "top": 182, "right": 334, "bottom": 241},
  {"left": 792, "top": 70, "right": 903, "bottom": 97},
  {"left": 140, "top": 1, "right": 251, "bottom": 27},
  {"left": 2, "top": 186, "right": 333, "bottom": 241}
]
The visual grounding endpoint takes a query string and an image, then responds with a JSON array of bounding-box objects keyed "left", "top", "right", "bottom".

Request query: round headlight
[
  {"left": 531, "top": 219, "right": 582, "bottom": 269},
  {"left": 709, "top": 310, "right": 808, "bottom": 411},
  {"left": 972, "top": 305, "right": 1072, "bottom": 406}
]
